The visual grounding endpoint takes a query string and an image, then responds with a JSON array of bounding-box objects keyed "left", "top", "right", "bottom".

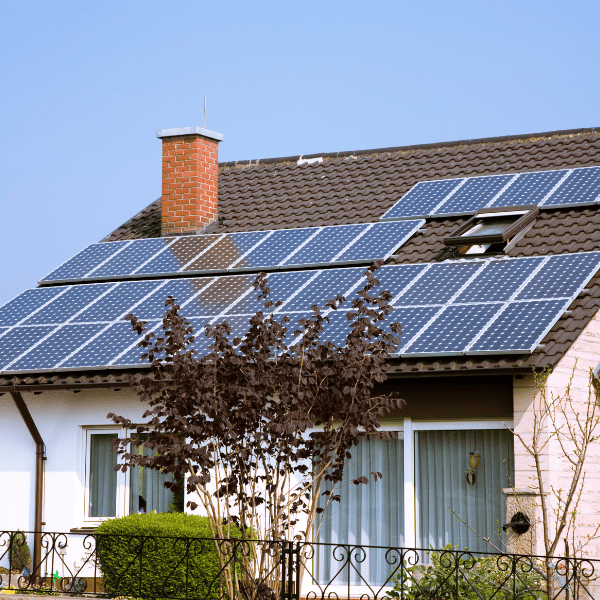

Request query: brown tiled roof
[{"left": 5, "top": 128, "right": 600, "bottom": 391}]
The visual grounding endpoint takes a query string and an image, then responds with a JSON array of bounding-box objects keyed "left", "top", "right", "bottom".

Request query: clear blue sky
[{"left": 1, "top": 0, "right": 599, "bottom": 306}]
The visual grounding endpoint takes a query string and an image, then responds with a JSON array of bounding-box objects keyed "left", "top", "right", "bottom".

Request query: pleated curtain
[
  {"left": 316, "top": 435, "right": 404, "bottom": 586},
  {"left": 129, "top": 443, "right": 174, "bottom": 514},
  {"left": 415, "top": 429, "right": 514, "bottom": 553},
  {"left": 89, "top": 434, "right": 118, "bottom": 517}
]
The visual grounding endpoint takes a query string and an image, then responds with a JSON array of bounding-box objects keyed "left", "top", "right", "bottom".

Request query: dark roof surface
[{"left": 4, "top": 128, "right": 600, "bottom": 391}]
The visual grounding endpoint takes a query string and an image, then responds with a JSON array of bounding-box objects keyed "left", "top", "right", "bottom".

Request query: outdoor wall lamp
[
  {"left": 502, "top": 512, "right": 531, "bottom": 535},
  {"left": 466, "top": 451, "right": 481, "bottom": 485}
]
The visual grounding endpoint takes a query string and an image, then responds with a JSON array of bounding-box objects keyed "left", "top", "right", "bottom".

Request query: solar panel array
[
  {"left": 380, "top": 166, "right": 600, "bottom": 220},
  {"left": 3, "top": 251, "right": 599, "bottom": 374},
  {"left": 39, "top": 220, "right": 425, "bottom": 285}
]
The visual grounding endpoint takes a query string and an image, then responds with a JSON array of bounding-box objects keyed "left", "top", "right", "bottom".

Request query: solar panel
[
  {"left": 542, "top": 167, "right": 600, "bottom": 208},
  {"left": 5, "top": 323, "right": 108, "bottom": 373},
  {"left": 332, "top": 221, "right": 425, "bottom": 265},
  {"left": 40, "top": 241, "right": 130, "bottom": 283},
  {"left": 0, "top": 326, "right": 58, "bottom": 371},
  {"left": 0, "top": 286, "right": 68, "bottom": 326},
  {"left": 403, "top": 303, "right": 504, "bottom": 355},
  {"left": 183, "top": 231, "right": 270, "bottom": 273},
  {"left": 128, "top": 278, "right": 215, "bottom": 321},
  {"left": 134, "top": 235, "right": 222, "bottom": 277},
  {"left": 276, "top": 268, "right": 366, "bottom": 313},
  {"left": 224, "top": 270, "right": 317, "bottom": 315},
  {"left": 70, "top": 280, "right": 164, "bottom": 323},
  {"left": 59, "top": 321, "right": 156, "bottom": 370},
  {"left": 86, "top": 238, "right": 172, "bottom": 280},
  {"left": 434, "top": 174, "right": 516, "bottom": 217},
  {"left": 515, "top": 252, "right": 600, "bottom": 300},
  {"left": 180, "top": 275, "right": 255, "bottom": 317},
  {"left": 488, "top": 170, "right": 568, "bottom": 208},
  {"left": 21, "top": 283, "right": 117, "bottom": 325},
  {"left": 323, "top": 305, "right": 440, "bottom": 350},
  {"left": 230, "top": 228, "right": 317, "bottom": 271},
  {"left": 468, "top": 300, "right": 568, "bottom": 354},
  {"left": 395, "top": 262, "right": 484, "bottom": 306},
  {"left": 380, "top": 179, "right": 465, "bottom": 220},
  {"left": 453, "top": 257, "right": 544, "bottom": 303},
  {"left": 281, "top": 224, "right": 368, "bottom": 268}
]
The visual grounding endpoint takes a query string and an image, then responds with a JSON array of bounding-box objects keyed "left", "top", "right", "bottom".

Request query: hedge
[{"left": 96, "top": 513, "right": 240, "bottom": 600}]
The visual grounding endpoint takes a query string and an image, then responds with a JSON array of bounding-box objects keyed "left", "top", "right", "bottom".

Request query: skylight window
[{"left": 441, "top": 205, "right": 538, "bottom": 258}]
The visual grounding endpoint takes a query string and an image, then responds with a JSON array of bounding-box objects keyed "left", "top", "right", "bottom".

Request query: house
[{"left": 2, "top": 125, "right": 600, "bottom": 580}]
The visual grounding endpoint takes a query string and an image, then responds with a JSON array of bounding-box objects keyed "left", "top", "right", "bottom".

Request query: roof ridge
[{"left": 219, "top": 126, "right": 600, "bottom": 170}]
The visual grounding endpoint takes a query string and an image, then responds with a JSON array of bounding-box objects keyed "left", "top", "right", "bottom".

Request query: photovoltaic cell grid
[
  {"left": 380, "top": 166, "right": 600, "bottom": 220},
  {"left": 4, "top": 251, "right": 600, "bottom": 373},
  {"left": 39, "top": 220, "right": 424, "bottom": 285}
]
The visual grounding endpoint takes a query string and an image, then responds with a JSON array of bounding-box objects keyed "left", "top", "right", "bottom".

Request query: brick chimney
[{"left": 156, "top": 126, "right": 224, "bottom": 236}]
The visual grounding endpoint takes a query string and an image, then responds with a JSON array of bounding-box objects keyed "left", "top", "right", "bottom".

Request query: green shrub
[
  {"left": 96, "top": 513, "right": 241, "bottom": 600},
  {"left": 9, "top": 531, "right": 31, "bottom": 572},
  {"left": 385, "top": 546, "right": 547, "bottom": 600}
]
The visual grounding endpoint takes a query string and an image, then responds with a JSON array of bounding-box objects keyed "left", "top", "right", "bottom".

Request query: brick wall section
[{"left": 161, "top": 134, "right": 219, "bottom": 236}]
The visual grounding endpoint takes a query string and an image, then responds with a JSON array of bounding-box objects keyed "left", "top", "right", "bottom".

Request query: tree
[{"left": 108, "top": 262, "right": 404, "bottom": 600}]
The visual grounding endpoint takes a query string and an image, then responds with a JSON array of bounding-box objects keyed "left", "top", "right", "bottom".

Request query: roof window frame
[{"left": 444, "top": 205, "right": 539, "bottom": 247}]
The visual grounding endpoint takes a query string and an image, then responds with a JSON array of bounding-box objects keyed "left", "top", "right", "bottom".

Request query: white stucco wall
[{"left": 0, "top": 388, "right": 148, "bottom": 534}]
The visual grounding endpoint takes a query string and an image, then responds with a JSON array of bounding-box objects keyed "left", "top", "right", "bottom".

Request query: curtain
[
  {"left": 89, "top": 434, "right": 118, "bottom": 517},
  {"left": 316, "top": 434, "right": 404, "bottom": 586},
  {"left": 129, "top": 438, "right": 174, "bottom": 514},
  {"left": 415, "top": 429, "right": 514, "bottom": 553}
]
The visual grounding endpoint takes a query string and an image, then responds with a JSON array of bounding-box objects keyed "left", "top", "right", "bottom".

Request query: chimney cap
[{"left": 156, "top": 126, "right": 224, "bottom": 142}]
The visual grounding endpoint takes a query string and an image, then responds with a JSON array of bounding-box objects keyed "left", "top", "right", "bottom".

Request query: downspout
[{"left": 10, "top": 391, "right": 45, "bottom": 582}]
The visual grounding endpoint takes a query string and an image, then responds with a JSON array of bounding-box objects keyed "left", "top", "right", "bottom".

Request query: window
[
  {"left": 440, "top": 206, "right": 538, "bottom": 258},
  {"left": 84, "top": 429, "right": 175, "bottom": 521},
  {"left": 315, "top": 420, "right": 514, "bottom": 586}
]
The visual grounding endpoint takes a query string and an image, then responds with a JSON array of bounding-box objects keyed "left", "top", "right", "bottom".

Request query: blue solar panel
[
  {"left": 282, "top": 224, "right": 368, "bottom": 268},
  {"left": 515, "top": 252, "right": 600, "bottom": 300},
  {"left": 181, "top": 274, "right": 255, "bottom": 317},
  {"left": 380, "top": 179, "right": 465, "bottom": 220},
  {"left": 86, "top": 238, "right": 171, "bottom": 279},
  {"left": 185, "top": 231, "right": 270, "bottom": 272},
  {"left": 70, "top": 280, "right": 163, "bottom": 323},
  {"left": 40, "top": 241, "right": 129, "bottom": 283},
  {"left": 396, "top": 262, "right": 484, "bottom": 306},
  {"left": 21, "top": 283, "right": 117, "bottom": 325},
  {"left": 333, "top": 220, "right": 425, "bottom": 265},
  {"left": 434, "top": 174, "right": 515, "bottom": 216},
  {"left": 454, "top": 257, "right": 544, "bottom": 303},
  {"left": 489, "top": 170, "right": 568, "bottom": 208},
  {"left": 404, "top": 303, "right": 503, "bottom": 355},
  {"left": 108, "top": 321, "right": 168, "bottom": 367},
  {"left": 128, "top": 278, "right": 215, "bottom": 321},
  {"left": 0, "top": 287, "right": 67, "bottom": 326},
  {"left": 6, "top": 323, "right": 107, "bottom": 372},
  {"left": 224, "top": 270, "right": 316, "bottom": 315},
  {"left": 60, "top": 321, "right": 154, "bottom": 369},
  {"left": 468, "top": 300, "right": 568, "bottom": 353},
  {"left": 277, "top": 268, "right": 365, "bottom": 313},
  {"left": 542, "top": 167, "right": 600, "bottom": 208},
  {"left": 0, "top": 326, "right": 58, "bottom": 370},
  {"left": 230, "top": 228, "right": 318, "bottom": 271},
  {"left": 323, "top": 305, "right": 440, "bottom": 350},
  {"left": 135, "top": 235, "right": 222, "bottom": 276}
]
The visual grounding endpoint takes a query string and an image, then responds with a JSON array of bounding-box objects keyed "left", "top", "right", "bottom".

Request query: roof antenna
[{"left": 204, "top": 96, "right": 206, "bottom": 129}]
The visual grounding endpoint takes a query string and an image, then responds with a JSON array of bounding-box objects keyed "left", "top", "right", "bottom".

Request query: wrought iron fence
[{"left": 0, "top": 530, "right": 598, "bottom": 599}]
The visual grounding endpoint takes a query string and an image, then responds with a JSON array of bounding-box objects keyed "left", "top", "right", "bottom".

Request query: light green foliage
[{"left": 385, "top": 546, "right": 546, "bottom": 600}]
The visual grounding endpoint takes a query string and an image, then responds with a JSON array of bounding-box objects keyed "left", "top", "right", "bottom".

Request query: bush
[
  {"left": 96, "top": 513, "right": 241, "bottom": 600},
  {"left": 385, "top": 546, "right": 547, "bottom": 600},
  {"left": 9, "top": 531, "right": 31, "bottom": 572}
]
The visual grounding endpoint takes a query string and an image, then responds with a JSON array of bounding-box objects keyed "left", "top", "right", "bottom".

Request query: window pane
[
  {"left": 89, "top": 434, "right": 118, "bottom": 517},
  {"left": 316, "top": 434, "right": 404, "bottom": 586},
  {"left": 415, "top": 429, "right": 514, "bottom": 553},
  {"left": 129, "top": 438, "right": 174, "bottom": 514}
]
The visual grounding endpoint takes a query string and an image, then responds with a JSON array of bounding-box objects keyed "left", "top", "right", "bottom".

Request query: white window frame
[{"left": 302, "top": 417, "right": 514, "bottom": 598}]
